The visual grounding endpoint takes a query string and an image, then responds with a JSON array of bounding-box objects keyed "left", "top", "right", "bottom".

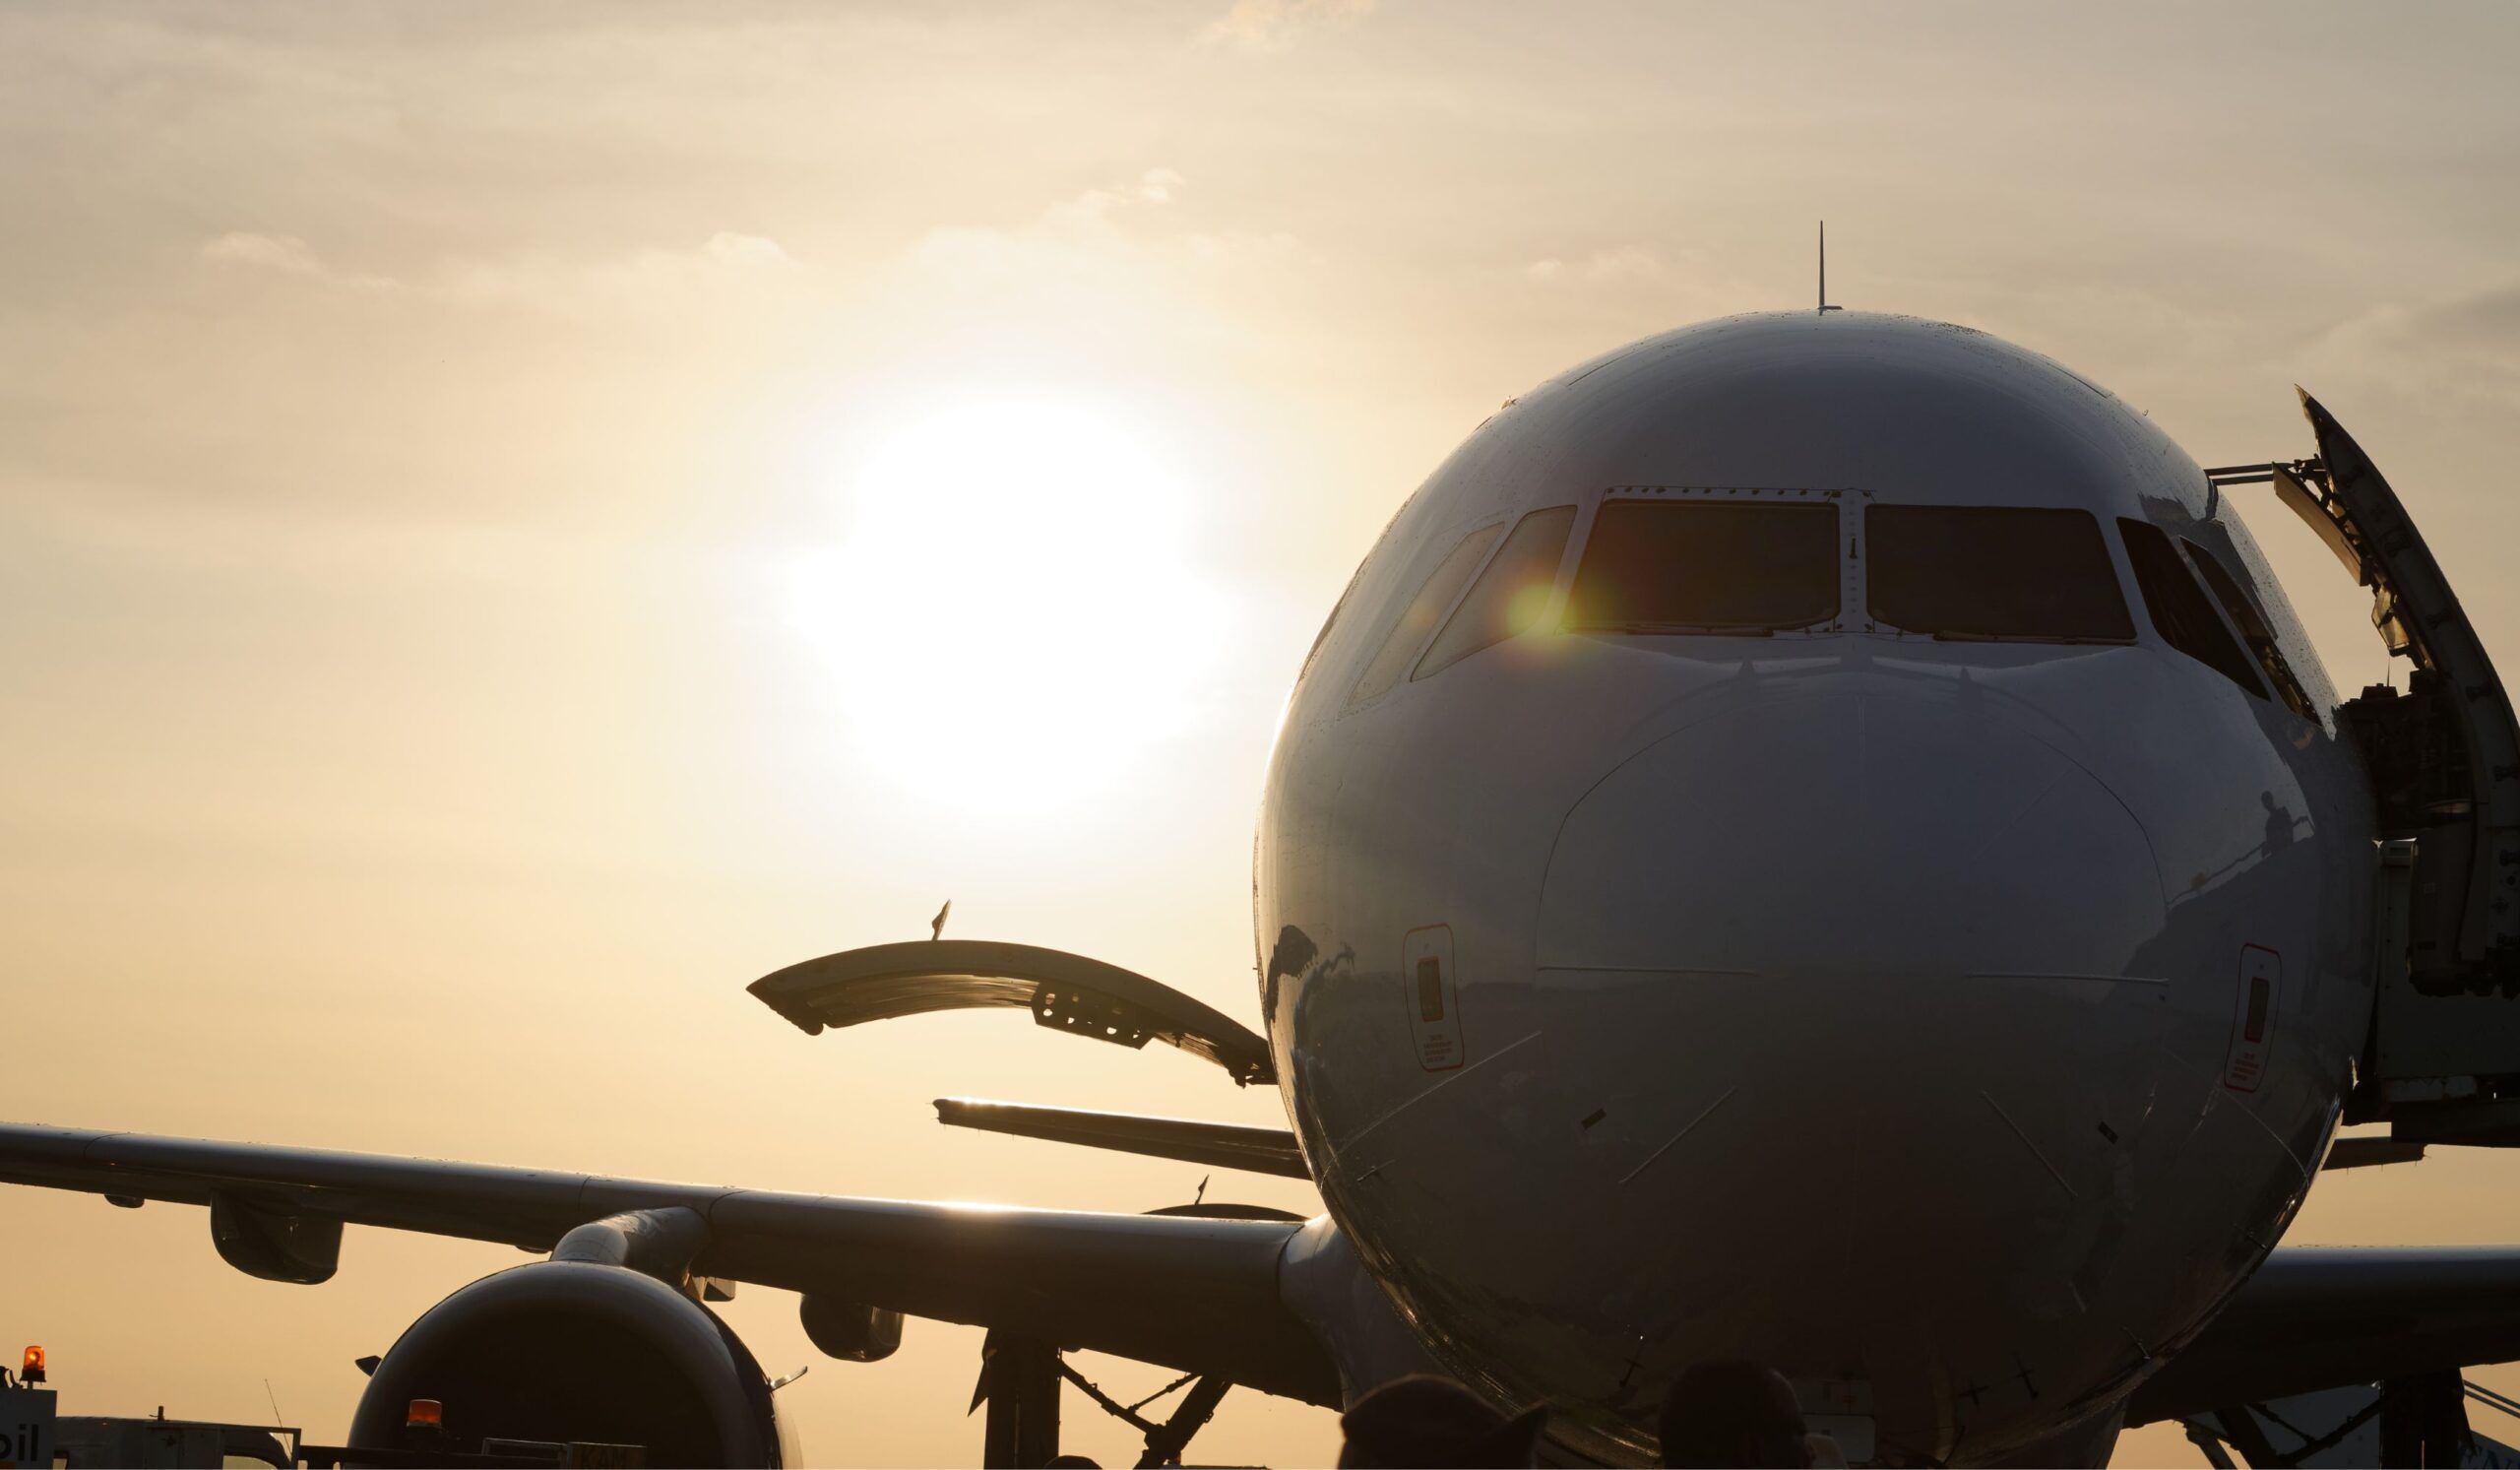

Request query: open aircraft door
[{"left": 2218, "top": 394, "right": 2520, "bottom": 1144}]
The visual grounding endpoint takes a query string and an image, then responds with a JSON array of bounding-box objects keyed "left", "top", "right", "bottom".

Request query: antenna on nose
[{"left": 1818, "top": 222, "right": 1842, "bottom": 316}]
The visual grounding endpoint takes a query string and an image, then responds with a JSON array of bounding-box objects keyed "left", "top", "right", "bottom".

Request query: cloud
[
  {"left": 199, "top": 231, "right": 396, "bottom": 289},
  {"left": 919, "top": 168, "right": 1309, "bottom": 268},
  {"left": 201, "top": 231, "right": 324, "bottom": 275},
  {"left": 1130, "top": 167, "right": 1186, "bottom": 205},
  {"left": 1515, "top": 246, "right": 1747, "bottom": 312},
  {"left": 1522, "top": 246, "right": 1673, "bottom": 285},
  {"left": 1050, "top": 167, "right": 1191, "bottom": 226},
  {"left": 1202, "top": 0, "right": 1375, "bottom": 51},
  {"left": 2306, "top": 281, "right": 2520, "bottom": 411},
  {"left": 697, "top": 231, "right": 789, "bottom": 268},
  {"left": 855, "top": 165, "right": 1321, "bottom": 393},
  {"left": 907, "top": 168, "right": 1312, "bottom": 285},
  {"left": 195, "top": 229, "right": 793, "bottom": 312},
  {"left": 439, "top": 231, "right": 798, "bottom": 312}
]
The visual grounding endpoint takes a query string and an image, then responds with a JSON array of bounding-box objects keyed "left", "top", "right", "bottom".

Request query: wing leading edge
[
  {"left": 933, "top": 1098, "right": 1308, "bottom": 1180},
  {"left": 2130, "top": 1246, "right": 2520, "bottom": 1424},
  {"left": 0, "top": 1121, "right": 1340, "bottom": 1406}
]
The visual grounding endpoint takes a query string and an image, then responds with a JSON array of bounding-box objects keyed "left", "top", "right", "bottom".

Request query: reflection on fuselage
[{"left": 1255, "top": 313, "right": 2373, "bottom": 1464}]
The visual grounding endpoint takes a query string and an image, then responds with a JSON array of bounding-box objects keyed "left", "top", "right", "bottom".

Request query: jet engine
[{"left": 346, "top": 1260, "right": 788, "bottom": 1466}]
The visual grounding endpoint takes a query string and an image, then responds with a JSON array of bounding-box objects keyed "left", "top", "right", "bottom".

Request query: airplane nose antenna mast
[{"left": 1818, "top": 221, "right": 1842, "bottom": 316}]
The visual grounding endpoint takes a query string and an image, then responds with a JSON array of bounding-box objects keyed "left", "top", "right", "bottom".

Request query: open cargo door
[
  {"left": 749, "top": 938, "right": 1276, "bottom": 1086},
  {"left": 2217, "top": 392, "right": 2520, "bottom": 1140}
]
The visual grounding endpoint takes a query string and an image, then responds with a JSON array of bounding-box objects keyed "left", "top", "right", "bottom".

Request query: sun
[{"left": 788, "top": 394, "right": 1227, "bottom": 817}]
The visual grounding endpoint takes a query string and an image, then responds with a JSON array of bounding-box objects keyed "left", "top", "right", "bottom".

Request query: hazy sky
[{"left": 4, "top": 3, "right": 2519, "bottom": 1464}]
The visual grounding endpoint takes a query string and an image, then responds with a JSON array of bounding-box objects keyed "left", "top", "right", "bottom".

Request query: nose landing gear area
[
  {"left": 971, "top": 1333, "right": 1237, "bottom": 1470},
  {"left": 2183, "top": 1374, "right": 2520, "bottom": 1469}
]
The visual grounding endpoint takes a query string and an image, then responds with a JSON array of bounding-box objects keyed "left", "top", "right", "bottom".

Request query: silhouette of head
[
  {"left": 1338, "top": 1374, "right": 1548, "bottom": 1468},
  {"left": 1658, "top": 1361, "right": 1810, "bottom": 1468}
]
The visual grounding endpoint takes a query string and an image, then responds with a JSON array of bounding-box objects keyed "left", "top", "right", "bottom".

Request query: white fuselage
[{"left": 1254, "top": 313, "right": 2376, "bottom": 1463}]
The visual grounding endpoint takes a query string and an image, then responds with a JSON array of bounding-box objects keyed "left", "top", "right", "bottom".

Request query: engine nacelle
[{"left": 349, "top": 1261, "right": 788, "bottom": 1467}]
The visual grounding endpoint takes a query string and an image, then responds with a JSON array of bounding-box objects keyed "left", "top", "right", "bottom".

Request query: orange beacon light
[{"left": 20, "top": 1345, "right": 44, "bottom": 1384}]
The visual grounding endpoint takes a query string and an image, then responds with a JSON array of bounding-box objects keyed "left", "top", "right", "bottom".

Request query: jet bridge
[{"left": 2211, "top": 392, "right": 2520, "bottom": 1142}]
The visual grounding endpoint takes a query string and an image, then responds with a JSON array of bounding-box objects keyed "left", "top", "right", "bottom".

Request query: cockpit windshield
[
  {"left": 1865, "top": 504, "right": 2134, "bottom": 643},
  {"left": 1564, "top": 499, "right": 1840, "bottom": 634}
]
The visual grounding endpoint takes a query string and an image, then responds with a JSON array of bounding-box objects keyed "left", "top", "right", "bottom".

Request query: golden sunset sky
[{"left": 4, "top": 3, "right": 2519, "bottom": 1464}]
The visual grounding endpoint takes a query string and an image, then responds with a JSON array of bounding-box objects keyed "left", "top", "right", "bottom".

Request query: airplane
[{"left": 8, "top": 307, "right": 2520, "bottom": 1467}]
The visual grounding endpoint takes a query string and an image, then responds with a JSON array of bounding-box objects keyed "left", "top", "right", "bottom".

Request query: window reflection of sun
[{"left": 789, "top": 396, "right": 1226, "bottom": 817}]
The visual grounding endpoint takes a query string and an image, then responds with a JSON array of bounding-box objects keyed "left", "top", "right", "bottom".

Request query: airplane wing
[
  {"left": 2128, "top": 1246, "right": 2520, "bottom": 1423},
  {"left": 934, "top": 1098, "right": 1309, "bottom": 1179},
  {"left": 0, "top": 1121, "right": 1341, "bottom": 1406}
]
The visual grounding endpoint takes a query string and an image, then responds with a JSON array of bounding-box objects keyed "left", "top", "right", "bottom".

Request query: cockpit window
[
  {"left": 1348, "top": 522, "right": 1504, "bottom": 706},
  {"left": 2184, "top": 540, "right": 2316, "bottom": 719},
  {"left": 1564, "top": 500, "right": 1839, "bottom": 634},
  {"left": 2118, "top": 518, "right": 2266, "bottom": 698},
  {"left": 1865, "top": 505, "right": 2134, "bottom": 643},
  {"left": 1416, "top": 505, "right": 1578, "bottom": 679}
]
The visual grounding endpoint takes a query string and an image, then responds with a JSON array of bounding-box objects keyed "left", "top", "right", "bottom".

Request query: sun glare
[{"left": 790, "top": 395, "right": 1228, "bottom": 817}]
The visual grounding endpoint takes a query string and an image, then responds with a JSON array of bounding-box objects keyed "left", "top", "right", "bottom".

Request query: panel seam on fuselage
[
  {"left": 1981, "top": 1089, "right": 2080, "bottom": 1200},
  {"left": 1962, "top": 972, "right": 2172, "bottom": 987},
  {"left": 1331, "top": 1029, "right": 1544, "bottom": 1158},
  {"left": 1617, "top": 1087, "right": 1737, "bottom": 1187}
]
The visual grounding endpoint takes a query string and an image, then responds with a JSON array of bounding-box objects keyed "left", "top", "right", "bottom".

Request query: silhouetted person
[
  {"left": 1338, "top": 1374, "right": 1548, "bottom": 1468},
  {"left": 1658, "top": 1361, "right": 1810, "bottom": 1468},
  {"left": 2260, "top": 790, "right": 2299, "bottom": 858}
]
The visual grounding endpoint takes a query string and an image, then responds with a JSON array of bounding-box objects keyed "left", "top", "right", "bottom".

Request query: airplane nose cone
[{"left": 1527, "top": 687, "right": 2179, "bottom": 1455}]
